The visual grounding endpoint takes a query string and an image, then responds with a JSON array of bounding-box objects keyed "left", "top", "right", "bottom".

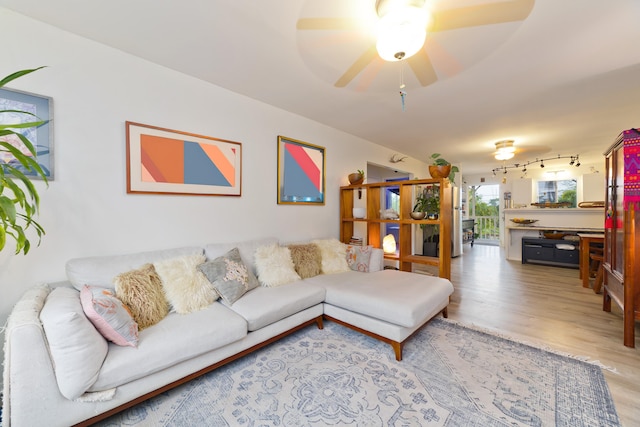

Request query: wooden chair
[{"left": 590, "top": 251, "right": 604, "bottom": 293}]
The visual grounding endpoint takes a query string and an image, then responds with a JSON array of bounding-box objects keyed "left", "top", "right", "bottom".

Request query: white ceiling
[{"left": 3, "top": 0, "right": 640, "bottom": 174}]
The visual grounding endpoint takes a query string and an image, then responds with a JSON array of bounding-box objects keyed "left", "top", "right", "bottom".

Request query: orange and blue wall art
[
  {"left": 277, "top": 136, "right": 325, "bottom": 205},
  {"left": 126, "top": 122, "right": 241, "bottom": 196}
]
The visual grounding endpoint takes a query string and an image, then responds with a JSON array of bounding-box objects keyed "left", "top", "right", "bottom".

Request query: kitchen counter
[{"left": 503, "top": 209, "right": 604, "bottom": 261}]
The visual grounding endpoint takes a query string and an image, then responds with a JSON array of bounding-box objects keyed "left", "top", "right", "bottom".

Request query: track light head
[
  {"left": 540, "top": 161, "right": 544, "bottom": 168},
  {"left": 576, "top": 161, "right": 580, "bottom": 167}
]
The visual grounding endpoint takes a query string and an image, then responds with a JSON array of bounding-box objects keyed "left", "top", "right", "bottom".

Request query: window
[{"left": 537, "top": 179, "right": 577, "bottom": 207}]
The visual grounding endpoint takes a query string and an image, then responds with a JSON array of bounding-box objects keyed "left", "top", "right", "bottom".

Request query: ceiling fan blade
[
  {"left": 335, "top": 45, "right": 379, "bottom": 88},
  {"left": 297, "top": 18, "right": 361, "bottom": 31},
  {"left": 430, "top": 0, "right": 535, "bottom": 32},
  {"left": 407, "top": 49, "right": 438, "bottom": 87}
]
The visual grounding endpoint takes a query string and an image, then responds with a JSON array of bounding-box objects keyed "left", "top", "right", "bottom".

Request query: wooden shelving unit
[{"left": 340, "top": 178, "right": 452, "bottom": 279}]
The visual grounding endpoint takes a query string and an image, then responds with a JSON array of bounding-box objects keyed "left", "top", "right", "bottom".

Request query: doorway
[{"left": 467, "top": 184, "right": 500, "bottom": 245}]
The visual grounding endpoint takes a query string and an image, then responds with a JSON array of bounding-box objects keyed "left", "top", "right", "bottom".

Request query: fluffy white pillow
[
  {"left": 312, "top": 239, "right": 350, "bottom": 274},
  {"left": 254, "top": 244, "right": 301, "bottom": 287},
  {"left": 154, "top": 254, "right": 218, "bottom": 314},
  {"left": 40, "top": 287, "right": 108, "bottom": 400}
]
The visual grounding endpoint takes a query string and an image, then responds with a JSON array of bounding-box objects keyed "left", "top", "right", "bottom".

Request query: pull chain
[{"left": 399, "top": 60, "right": 407, "bottom": 111}]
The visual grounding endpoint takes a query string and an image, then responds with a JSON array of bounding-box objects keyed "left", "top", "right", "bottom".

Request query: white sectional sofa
[{"left": 2, "top": 237, "right": 453, "bottom": 427}]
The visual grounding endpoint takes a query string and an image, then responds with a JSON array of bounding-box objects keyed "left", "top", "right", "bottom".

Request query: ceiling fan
[{"left": 297, "top": 0, "right": 535, "bottom": 89}]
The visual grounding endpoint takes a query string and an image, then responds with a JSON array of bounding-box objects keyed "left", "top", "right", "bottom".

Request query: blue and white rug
[{"left": 97, "top": 318, "right": 620, "bottom": 426}]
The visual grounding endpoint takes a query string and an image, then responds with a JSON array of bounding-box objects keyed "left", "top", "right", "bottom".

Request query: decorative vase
[
  {"left": 348, "top": 173, "right": 364, "bottom": 185},
  {"left": 428, "top": 165, "right": 451, "bottom": 180},
  {"left": 410, "top": 211, "right": 426, "bottom": 220},
  {"left": 352, "top": 207, "right": 366, "bottom": 219}
]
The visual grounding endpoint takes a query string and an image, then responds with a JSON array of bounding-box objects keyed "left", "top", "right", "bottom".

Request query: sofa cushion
[
  {"left": 345, "top": 245, "right": 373, "bottom": 272},
  {"left": 66, "top": 246, "right": 204, "bottom": 290},
  {"left": 80, "top": 285, "right": 139, "bottom": 347},
  {"left": 198, "top": 247, "right": 259, "bottom": 305},
  {"left": 204, "top": 237, "right": 278, "bottom": 276},
  {"left": 114, "top": 264, "right": 169, "bottom": 330},
  {"left": 288, "top": 243, "right": 322, "bottom": 279},
  {"left": 154, "top": 253, "right": 218, "bottom": 314},
  {"left": 255, "top": 244, "right": 301, "bottom": 287},
  {"left": 225, "top": 283, "right": 325, "bottom": 331},
  {"left": 312, "top": 239, "right": 350, "bottom": 274},
  {"left": 368, "top": 248, "right": 384, "bottom": 272},
  {"left": 303, "top": 270, "right": 454, "bottom": 328},
  {"left": 89, "top": 302, "right": 248, "bottom": 391},
  {"left": 40, "top": 287, "right": 109, "bottom": 400}
]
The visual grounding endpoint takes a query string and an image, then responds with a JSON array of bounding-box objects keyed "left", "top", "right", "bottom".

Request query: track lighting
[{"left": 491, "top": 153, "right": 580, "bottom": 175}]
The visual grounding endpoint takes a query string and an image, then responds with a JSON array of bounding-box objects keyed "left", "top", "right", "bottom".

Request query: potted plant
[
  {"left": 411, "top": 192, "right": 427, "bottom": 219},
  {"left": 425, "top": 189, "right": 440, "bottom": 219},
  {"left": 428, "top": 153, "right": 459, "bottom": 184},
  {"left": 348, "top": 169, "right": 365, "bottom": 185},
  {"left": 1, "top": 67, "right": 49, "bottom": 254}
]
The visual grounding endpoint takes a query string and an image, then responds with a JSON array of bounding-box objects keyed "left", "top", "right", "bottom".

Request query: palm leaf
[{"left": 0, "top": 67, "right": 46, "bottom": 88}]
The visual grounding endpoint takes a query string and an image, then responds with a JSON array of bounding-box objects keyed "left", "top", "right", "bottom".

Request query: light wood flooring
[{"left": 446, "top": 244, "right": 639, "bottom": 426}]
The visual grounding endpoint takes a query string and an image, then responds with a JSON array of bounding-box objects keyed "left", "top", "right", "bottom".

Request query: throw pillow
[
  {"left": 288, "top": 243, "right": 322, "bottom": 279},
  {"left": 346, "top": 245, "right": 373, "bottom": 272},
  {"left": 312, "top": 238, "right": 350, "bottom": 274},
  {"left": 114, "top": 263, "right": 169, "bottom": 330},
  {"left": 154, "top": 254, "right": 218, "bottom": 314},
  {"left": 198, "top": 247, "right": 259, "bottom": 305},
  {"left": 39, "top": 287, "right": 108, "bottom": 400},
  {"left": 254, "top": 244, "right": 301, "bottom": 287},
  {"left": 80, "top": 285, "right": 139, "bottom": 347}
]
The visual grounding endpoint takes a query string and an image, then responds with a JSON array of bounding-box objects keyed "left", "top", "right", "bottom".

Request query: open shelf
[{"left": 340, "top": 178, "right": 452, "bottom": 279}]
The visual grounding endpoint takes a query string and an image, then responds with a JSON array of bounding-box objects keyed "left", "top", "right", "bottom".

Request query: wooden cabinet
[
  {"left": 340, "top": 178, "right": 452, "bottom": 279},
  {"left": 603, "top": 129, "right": 640, "bottom": 347}
]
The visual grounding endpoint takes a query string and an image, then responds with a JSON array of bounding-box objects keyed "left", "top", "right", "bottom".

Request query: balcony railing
[{"left": 471, "top": 215, "right": 500, "bottom": 243}]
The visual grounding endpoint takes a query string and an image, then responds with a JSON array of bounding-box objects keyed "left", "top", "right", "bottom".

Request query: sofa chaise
[{"left": 2, "top": 237, "right": 454, "bottom": 427}]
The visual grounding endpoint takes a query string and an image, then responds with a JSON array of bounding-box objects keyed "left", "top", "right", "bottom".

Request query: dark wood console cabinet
[
  {"left": 521, "top": 238, "right": 579, "bottom": 268},
  {"left": 603, "top": 129, "right": 640, "bottom": 347}
]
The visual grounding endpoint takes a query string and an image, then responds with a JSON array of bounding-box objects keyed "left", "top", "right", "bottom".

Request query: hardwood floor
[{"left": 446, "top": 244, "right": 640, "bottom": 426}]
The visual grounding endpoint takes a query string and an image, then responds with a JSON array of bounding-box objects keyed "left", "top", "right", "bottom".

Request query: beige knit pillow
[
  {"left": 312, "top": 239, "right": 350, "bottom": 274},
  {"left": 288, "top": 244, "right": 322, "bottom": 279},
  {"left": 114, "top": 263, "right": 169, "bottom": 330}
]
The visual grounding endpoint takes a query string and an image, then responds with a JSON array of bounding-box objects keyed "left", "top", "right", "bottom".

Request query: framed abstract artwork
[
  {"left": 126, "top": 122, "right": 242, "bottom": 196},
  {"left": 277, "top": 135, "right": 325, "bottom": 205},
  {"left": 0, "top": 87, "right": 53, "bottom": 179}
]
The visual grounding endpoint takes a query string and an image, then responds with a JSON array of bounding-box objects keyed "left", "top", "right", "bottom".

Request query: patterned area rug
[{"left": 97, "top": 318, "right": 620, "bottom": 426}]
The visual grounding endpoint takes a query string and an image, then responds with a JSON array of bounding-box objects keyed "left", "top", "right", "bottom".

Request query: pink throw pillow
[{"left": 80, "top": 285, "right": 139, "bottom": 347}]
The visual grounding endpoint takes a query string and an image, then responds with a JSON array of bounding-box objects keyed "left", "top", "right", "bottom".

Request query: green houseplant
[
  {"left": 0, "top": 67, "right": 48, "bottom": 254},
  {"left": 348, "top": 169, "right": 365, "bottom": 185},
  {"left": 429, "top": 153, "right": 459, "bottom": 184}
]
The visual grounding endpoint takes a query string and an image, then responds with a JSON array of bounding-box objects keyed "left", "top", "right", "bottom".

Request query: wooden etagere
[{"left": 340, "top": 178, "right": 452, "bottom": 279}]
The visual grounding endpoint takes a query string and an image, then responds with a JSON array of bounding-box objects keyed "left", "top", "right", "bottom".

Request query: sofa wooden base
[
  {"left": 73, "top": 316, "right": 324, "bottom": 427},
  {"left": 324, "top": 307, "right": 448, "bottom": 362}
]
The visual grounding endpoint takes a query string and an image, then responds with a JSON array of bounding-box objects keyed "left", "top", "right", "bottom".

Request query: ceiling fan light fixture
[
  {"left": 494, "top": 140, "right": 515, "bottom": 160},
  {"left": 376, "top": 6, "right": 429, "bottom": 62}
]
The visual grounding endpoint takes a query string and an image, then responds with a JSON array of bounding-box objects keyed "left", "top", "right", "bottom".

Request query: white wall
[{"left": 0, "top": 9, "right": 429, "bottom": 374}]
